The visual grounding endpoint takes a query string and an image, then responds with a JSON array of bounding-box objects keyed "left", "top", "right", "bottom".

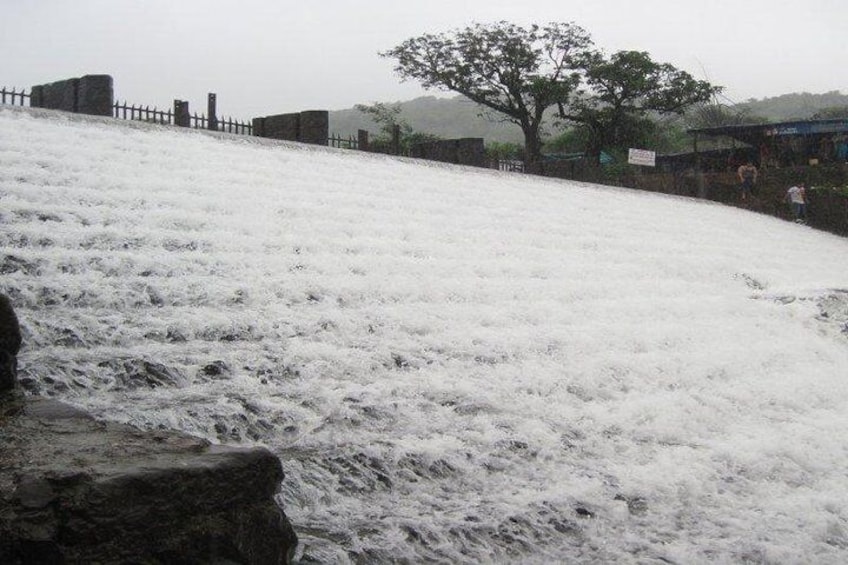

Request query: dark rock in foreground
[
  {"left": 0, "top": 396, "right": 297, "bottom": 564},
  {"left": 0, "top": 293, "right": 22, "bottom": 393}
]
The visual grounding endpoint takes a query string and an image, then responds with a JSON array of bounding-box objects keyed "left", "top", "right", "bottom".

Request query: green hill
[
  {"left": 329, "top": 95, "right": 526, "bottom": 145},
  {"left": 735, "top": 91, "right": 848, "bottom": 122}
]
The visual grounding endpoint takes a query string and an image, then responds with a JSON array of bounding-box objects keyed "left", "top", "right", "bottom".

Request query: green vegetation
[
  {"left": 550, "top": 113, "right": 696, "bottom": 159},
  {"left": 811, "top": 184, "right": 848, "bottom": 197},
  {"left": 330, "top": 95, "right": 528, "bottom": 145},
  {"left": 354, "top": 101, "right": 441, "bottom": 154},
  {"left": 329, "top": 90, "right": 848, "bottom": 165},
  {"left": 811, "top": 106, "right": 848, "bottom": 120},
  {"left": 558, "top": 50, "right": 717, "bottom": 164},
  {"left": 484, "top": 141, "right": 524, "bottom": 162}
]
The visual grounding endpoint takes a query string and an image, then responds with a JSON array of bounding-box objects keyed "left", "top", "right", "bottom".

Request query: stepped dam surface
[{"left": 2, "top": 106, "right": 848, "bottom": 563}]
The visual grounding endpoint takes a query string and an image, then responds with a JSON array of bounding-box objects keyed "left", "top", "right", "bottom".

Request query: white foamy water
[{"left": 2, "top": 106, "right": 848, "bottom": 563}]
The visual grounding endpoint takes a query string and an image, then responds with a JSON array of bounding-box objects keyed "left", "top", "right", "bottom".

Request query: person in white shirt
[{"left": 785, "top": 182, "right": 807, "bottom": 223}]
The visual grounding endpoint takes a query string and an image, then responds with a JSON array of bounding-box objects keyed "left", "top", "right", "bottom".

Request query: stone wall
[
  {"left": 254, "top": 110, "right": 329, "bottom": 146},
  {"left": 553, "top": 162, "right": 848, "bottom": 236},
  {"left": 409, "top": 138, "right": 486, "bottom": 168},
  {"left": 30, "top": 75, "right": 113, "bottom": 117}
]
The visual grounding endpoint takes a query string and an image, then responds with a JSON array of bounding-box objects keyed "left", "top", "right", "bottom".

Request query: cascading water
[{"left": 3, "top": 106, "right": 848, "bottom": 563}]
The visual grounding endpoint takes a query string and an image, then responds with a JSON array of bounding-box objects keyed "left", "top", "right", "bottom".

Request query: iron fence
[
  {"left": 112, "top": 100, "right": 253, "bottom": 135},
  {"left": 1, "top": 84, "right": 253, "bottom": 136},
  {"left": 198, "top": 113, "right": 253, "bottom": 135},
  {"left": 113, "top": 100, "right": 173, "bottom": 125},
  {"left": 497, "top": 159, "right": 525, "bottom": 172},
  {"left": 329, "top": 133, "right": 358, "bottom": 150},
  {"left": 0, "top": 87, "right": 31, "bottom": 106},
  {"left": 6, "top": 82, "right": 360, "bottom": 152}
]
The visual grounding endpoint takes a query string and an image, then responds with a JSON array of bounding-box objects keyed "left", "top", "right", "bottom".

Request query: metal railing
[
  {"left": 5, "top": 83, "right": 358, "bottom": 151},
  {"left": 112, "top": 99, "right": 253, "bottom": 135},
  {"left": 328, "top": 133, "right": 359, "bottom": 150},
  {"left": 0, "top": 86, "right": 31, "bottom": 106}
]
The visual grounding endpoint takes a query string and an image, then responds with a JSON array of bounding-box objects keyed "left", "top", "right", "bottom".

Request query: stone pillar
[
  {"left": 76, "top": 75, "right": 113, "bottom": 116},
  {"left": 408, "top": 141, "right": 427, "bottom": 159},
  {"left": 357, "top": 129, "right": 369, "bottom": 152},
  {"left": 174, "top": 100, "right": 190, "bottom": 127},
  {"left": 207, "top": 93, "right": 218, "bottom": 131},
  {"left": 391, "top": 124, "right": 401, "bottom": 155},
  {"left": 39, "top": 79, "right": 77, "bottom": 112},
  {"left": 262, "top": 113, "right": 300, "bottom": 141},
  {"left": 0, "top": 294, "right": 22, "bottom": 393},
  {"left": 457, "top": 138, "right": 486, "bottom": 168},
  {"left": 298, "top": 110, "right": 328, "bottom": 146},
  {"left": 30, "top": 75, "right": 113, "bottom": 116},
  {"left": 29, "top": 85, "right": 44, "bottom": 108},
  {"left": 253, "top": 110, "right": 330, "bottom": 144}
]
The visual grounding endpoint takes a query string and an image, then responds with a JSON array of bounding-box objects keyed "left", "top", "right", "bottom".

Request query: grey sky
[{"left": 1, "top": 0, "right": 846, "bottom": 120}]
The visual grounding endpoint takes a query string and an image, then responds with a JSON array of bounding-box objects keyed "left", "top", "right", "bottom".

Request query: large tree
[
  {"left": 381, "top": 21, "right": 593, "bottom": 172},
  {"left": 559, "top": 50, "right": 719, "bottom": 163}
]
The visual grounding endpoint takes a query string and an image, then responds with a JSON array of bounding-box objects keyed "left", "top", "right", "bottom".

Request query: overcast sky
[{"left": 2, "top": 0, "right": 846, "bottom": 119}]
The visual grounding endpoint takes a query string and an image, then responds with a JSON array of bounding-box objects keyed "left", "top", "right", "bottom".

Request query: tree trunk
[
  {"left": 586, "top": 145, "right": 603, "bottom": 167},
  {"left": 585, "top": 126, "right": 604, "bottom": 167},
  {"left": 522, "top": 124, "right": 543, "bottom": 175}
]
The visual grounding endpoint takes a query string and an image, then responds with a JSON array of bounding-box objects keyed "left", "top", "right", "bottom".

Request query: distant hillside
[
  {"left": 735, "top": 91, "right": 848, "bottom": 121},
  {"left": 329, "top": 95, "right": 526, "bottom": 145},
  {"left": 329, "top": 91, "right": 848, "bottom": 146}
]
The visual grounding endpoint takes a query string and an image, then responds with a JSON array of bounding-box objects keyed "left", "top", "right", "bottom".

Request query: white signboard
[{"left": 628, "top": 148, "right": 656, "bottom": 167}]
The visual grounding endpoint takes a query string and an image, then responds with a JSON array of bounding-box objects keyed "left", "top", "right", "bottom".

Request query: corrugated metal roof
[{"left": 688, "top": 119, "right": 848, "bottom": 142}]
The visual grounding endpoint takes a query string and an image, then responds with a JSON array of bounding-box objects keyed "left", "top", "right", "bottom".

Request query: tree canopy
[
  {"left": 561, "top": 50, "right": 720, "bottom": 163},
  {"left": 382, "top": 21, "right": 719, "bottom": 170},
  {"left": 382, "top": 21, "right": 593, "bottom": 172}
]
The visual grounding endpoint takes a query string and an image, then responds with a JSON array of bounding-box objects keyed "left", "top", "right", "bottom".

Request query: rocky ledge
[
  {"left": 0, "top": 295, "right": 298, "bottom": 564},
  {"left": 0, "top": 395, "right": 297, "bottom": 564}
]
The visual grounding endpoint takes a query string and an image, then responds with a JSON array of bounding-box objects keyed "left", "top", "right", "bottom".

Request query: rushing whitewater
[{"left": 2, "top": 106, "right": 848, "bottom": 563}]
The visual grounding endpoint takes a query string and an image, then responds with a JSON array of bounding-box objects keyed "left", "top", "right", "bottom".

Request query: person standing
[
  {"left": 785, "top": 182, "right": 807, "bottom": 223},
  {"left": 737, "top": 161, "right": 758, "bottom": 202}
]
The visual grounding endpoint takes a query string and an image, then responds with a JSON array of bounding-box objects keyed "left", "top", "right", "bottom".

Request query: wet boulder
[
  {"left": 0, "top": 294, "right": 22, "bottom": 393},
  {"left": 0, "top": 398, "right": 298, "bottom": 563}
]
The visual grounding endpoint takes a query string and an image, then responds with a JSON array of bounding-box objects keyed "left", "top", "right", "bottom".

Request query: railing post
[{"left": 207, "top": 93, "right": 218, "bottom": 131}]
